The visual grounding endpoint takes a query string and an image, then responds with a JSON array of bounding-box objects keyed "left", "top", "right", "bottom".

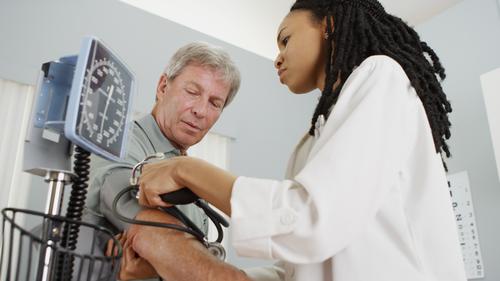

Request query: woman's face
[{"left": 274, "top": 10, "right": 327, "bottom": 94}]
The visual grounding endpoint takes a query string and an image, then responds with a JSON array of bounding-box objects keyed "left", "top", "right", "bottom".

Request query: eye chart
[{"left": 447, "top": 171, "right": 485, "bottom": 279}]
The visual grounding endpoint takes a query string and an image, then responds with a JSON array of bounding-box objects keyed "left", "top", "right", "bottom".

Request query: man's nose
[{"left": 191, "top": 99, "right": 208, "bottom": 118}]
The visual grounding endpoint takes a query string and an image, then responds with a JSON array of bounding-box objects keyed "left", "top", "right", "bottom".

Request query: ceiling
[{"left": 119, "top": 0, "right": 463, "bottom": 60}]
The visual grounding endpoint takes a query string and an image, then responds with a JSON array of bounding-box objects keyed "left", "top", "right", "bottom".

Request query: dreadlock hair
[{"left": 291, "top": 0, "right": 452, "bottom": 161}]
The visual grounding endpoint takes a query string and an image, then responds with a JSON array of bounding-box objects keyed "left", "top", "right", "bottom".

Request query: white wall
[
  {"left": 480, "top": 68, "right": 500, "bottom": 184},
  {"left": 4, "top": 0, "right": 499, "bottom": 275},
  {"left": 118, "top": 0, "right": 293, "bottom": 60},
  {"left": 416, "top": 0, "right": 500, "bottom": 279},
  {"left": 0, "top": 0, "right": 317, "bottom": 268},
  {"left": 117, "top": 0, "right": 465, "bottom": 60}
]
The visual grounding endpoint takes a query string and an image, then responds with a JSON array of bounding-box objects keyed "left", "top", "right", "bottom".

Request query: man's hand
[
  {"left": 106, "top": 231, "right": 158, "bottom": 280},
  {"left": 128, "top": 208, "right": 203, "bottom": 280},
  {"left": 105, "top": 208, "right": 197, "bottom": 280}
]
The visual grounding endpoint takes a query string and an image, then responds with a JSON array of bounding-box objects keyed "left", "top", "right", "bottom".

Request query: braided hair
[{"left": 291, "top": 0, "right": 452, "bottom": 160}]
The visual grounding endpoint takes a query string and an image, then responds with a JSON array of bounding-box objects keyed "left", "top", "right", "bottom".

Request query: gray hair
[{"left": 164, "top": 42, "right": 241, "bottom": 107}]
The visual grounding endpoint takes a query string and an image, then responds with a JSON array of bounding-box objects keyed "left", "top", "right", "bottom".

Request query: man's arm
[
  {"left": 98, "top": 167, "right": 141, "bottom": 231},
  {"left": 127, "top": 209, "right": 250, "bottom": 281}
]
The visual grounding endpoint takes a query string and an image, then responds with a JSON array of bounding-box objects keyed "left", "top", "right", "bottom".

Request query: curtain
[
  {"left": 0, "top": 78, "right": 35, "bottom": 211},
  {"left": 188, "top": 132, "right": 232, "bottom": 248}
]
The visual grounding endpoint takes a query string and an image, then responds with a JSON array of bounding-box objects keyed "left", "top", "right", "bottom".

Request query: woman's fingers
[
  {"left": 143, "top": 185, "right": 170, "bottom": 208},
  {"left": 135, "top": 158, "right": 184, "bottom": 208},
  {"left": 138, "top": 182, "right": 170, "bottom": 208},
  {"left": 136, "top": 186, "right": 149, "bottom": 207}
]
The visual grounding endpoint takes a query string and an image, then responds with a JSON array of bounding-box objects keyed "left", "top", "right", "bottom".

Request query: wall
[
  {"left": 416, "top": 0, "right": 500, "bottom": 279},
  {"left": 4, "top": 0, "right": 498, "bottom": 276},
  {"left": 0, "top": 0, "right": 317, "bottom": 268},
  {"left": 118, "top": 0, "right": 293, "bottom": 60},
  {"left": 480, "top": 68, "right": 500, "bottom": 184}
]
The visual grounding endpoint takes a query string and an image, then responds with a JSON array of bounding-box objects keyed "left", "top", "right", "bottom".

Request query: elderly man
[{"left": 84, "top": 41, "right": 240, "bottom": 280}]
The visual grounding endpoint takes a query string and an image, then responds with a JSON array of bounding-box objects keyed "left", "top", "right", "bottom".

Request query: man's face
[{"left": 153, "top": 64, "right": 230, "bottom": 150}]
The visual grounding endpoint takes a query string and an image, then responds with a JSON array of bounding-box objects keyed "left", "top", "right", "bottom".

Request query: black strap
[{"left": 134, "top": 120, "right": 157, "bottom": 152}]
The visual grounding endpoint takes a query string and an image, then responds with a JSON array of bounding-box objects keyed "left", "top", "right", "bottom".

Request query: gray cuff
[{"left": 99, "top": 168, "right": 141, "bottom": 231}]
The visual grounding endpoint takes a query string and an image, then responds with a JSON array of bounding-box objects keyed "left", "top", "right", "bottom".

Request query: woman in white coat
[{"left": 135, "top": 0, "right": 467, "bottom": 280}]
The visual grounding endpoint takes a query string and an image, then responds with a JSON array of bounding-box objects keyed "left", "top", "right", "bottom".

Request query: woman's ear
[
  {"left": 156, "top": 74, "right": 169, "bottom": 100},
  {"left": 321, "top": 15, "right": 334, "bottom": 39}
]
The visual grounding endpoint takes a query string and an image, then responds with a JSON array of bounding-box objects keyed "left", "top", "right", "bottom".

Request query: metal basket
[{"left": 1, "top": 208, "right": 121, "bottom": 281}]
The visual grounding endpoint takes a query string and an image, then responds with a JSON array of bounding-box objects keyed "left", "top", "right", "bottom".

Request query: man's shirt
[{"left": 85, "top": 114, "right": 208, "bottom": 234}]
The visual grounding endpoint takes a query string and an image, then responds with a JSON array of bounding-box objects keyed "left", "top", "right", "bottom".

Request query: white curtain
[
  {"left": 188, "top": 132, "right": 232, "bottom": 247},
  {"left": 188, "top": 132, "right": 231, "bottom": 169},
  {"left": 0, "top": 78, "right": 35, "bottom": 211}
]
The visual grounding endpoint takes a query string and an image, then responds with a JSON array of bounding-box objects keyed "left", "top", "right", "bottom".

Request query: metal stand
[
  {"left": 37, "top": 171, "right": 72, "bottom": 281},
  {"left": 44, "top": 172, "right": 72, "bottom": 217},
  {"left": 2, "top": 38, "right": 130, "bottom": 280},
  {"left": 1, "top": 169, "right": 121, "bottom": 281}
]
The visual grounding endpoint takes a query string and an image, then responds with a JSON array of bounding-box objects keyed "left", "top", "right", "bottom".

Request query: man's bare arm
[{"left": 126, "top": 209, "right": 250, "bottom": 281}]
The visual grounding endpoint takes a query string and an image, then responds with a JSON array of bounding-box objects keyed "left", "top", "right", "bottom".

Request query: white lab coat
[{"left": 230, "top": 56, "right": 467, "bottom": 281}]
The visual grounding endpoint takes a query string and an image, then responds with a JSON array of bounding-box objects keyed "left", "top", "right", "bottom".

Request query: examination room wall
[
  {"left": 0, "top": 0, "right": 316, "bottom": 268},
  {"left": 416, "top": 0, "right": 500, "bottom": 280},
  {"left": 2, "top": 0, "right": 500, "bottom": 277}
]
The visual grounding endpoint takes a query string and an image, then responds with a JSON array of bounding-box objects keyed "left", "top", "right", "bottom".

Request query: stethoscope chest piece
[{"left": 207, "top": 242, "right": 226, "bottom": 261}]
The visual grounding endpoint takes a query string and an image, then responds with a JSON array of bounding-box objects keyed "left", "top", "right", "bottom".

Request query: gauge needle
[{"left": 100, "top": 84, "right": 114, "bottom": 135}]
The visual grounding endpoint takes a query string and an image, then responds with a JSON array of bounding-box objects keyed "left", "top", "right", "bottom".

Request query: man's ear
[{"left": 156, "top": 74, "right": 169, "bottom": 100}]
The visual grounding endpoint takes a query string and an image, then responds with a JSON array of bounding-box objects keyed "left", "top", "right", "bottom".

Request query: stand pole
[{"left": 36, "top": 171, "right": 72, "bottom": 281}]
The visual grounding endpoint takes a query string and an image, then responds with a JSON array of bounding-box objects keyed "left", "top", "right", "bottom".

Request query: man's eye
[
  {"left": 186, "top": 89, "right": 198, "bottom": 95},
  {"left": 211, "top": 101, "right": 223, "bottom": 109}
]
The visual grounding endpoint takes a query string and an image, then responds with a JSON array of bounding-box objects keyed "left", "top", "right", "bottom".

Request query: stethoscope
[{"left": 112, "top": 153, "right": 229, "bottom": 260}]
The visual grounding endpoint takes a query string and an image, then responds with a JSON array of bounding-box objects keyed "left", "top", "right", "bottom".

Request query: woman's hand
[
  {"left": 138, "top": 156, "right": 187, "bottom": 208},
  {"left": 138, "top": 155, "right": 237, "bottom": 216}
]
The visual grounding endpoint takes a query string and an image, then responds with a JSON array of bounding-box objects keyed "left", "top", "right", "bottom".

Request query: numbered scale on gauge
[
  {"left": 66, "top": 38, "right": 134, "bottom": 161},
  {"left": 81, "top": 58, "right": 127, "bottom": 147}
]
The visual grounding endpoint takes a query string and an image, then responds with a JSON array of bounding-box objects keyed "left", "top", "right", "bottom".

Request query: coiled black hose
[{"left": 56, "top": 145, "right": 91, "bottom": 281}]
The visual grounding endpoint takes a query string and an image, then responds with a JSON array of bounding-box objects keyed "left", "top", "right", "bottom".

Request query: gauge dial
[
  {"left": 80, "top": 58, "right": 127, "bottom": 148},
  {"left": 67, "top": 38, "right": 134, "bottom": 161}
]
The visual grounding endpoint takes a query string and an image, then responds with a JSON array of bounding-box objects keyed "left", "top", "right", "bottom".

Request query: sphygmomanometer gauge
[
  {"left": 65, "top": 37, "right": 134, "bottom": 162},
  {"left": 81, "top": 58, "right": 127, "bottom": 147}
]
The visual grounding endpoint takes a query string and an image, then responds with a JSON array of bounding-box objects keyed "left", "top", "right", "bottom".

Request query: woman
[{"left": 137, "top": 0, "right": 467, "bottom": 280}]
